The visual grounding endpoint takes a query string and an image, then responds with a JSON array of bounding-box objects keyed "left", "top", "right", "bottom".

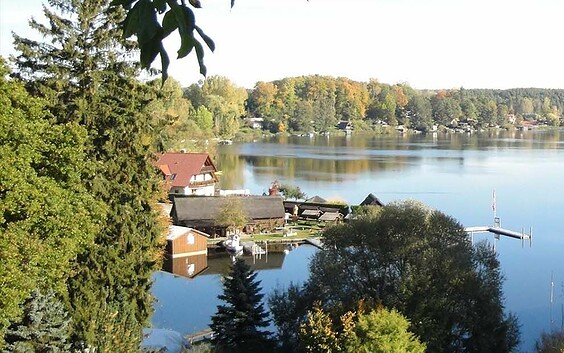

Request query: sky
[{"left": 1, "top": 0, "right": 564, "bottom": 90}]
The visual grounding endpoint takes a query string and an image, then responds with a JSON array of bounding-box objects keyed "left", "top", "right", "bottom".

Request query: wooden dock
[
  {"left": 464, "top": 225, "right": 532, "bottom": 247},
  {"left": 304, "top": 238, "right": 324, "bottom": 249},
  {"left": 185, "top": 328, "right": 214, "bottom": 343}
]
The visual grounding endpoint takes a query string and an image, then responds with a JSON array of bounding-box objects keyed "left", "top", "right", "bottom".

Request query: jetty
[
  {"left": 185, "top": 328, "right": 214, "bottom": 343},
  {"left": 464, "top": 225, "right": 532, "bottom": 247},
  {"left": 304, "top": 238, "right": 324, "bottom": 249}
]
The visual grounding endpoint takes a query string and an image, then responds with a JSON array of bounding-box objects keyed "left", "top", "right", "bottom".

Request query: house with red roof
[{"left": 154, "top": 152, "right": 219, "bottom": 196}]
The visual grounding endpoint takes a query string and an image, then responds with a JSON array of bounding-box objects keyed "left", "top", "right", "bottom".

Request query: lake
[{"left": 152, "top": 129, "right": 564, "bottom": 352}]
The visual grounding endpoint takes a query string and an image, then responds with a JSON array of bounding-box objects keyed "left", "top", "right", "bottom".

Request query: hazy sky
[{"left": 2, "top": 0, "right": 564, "bottom": 89}]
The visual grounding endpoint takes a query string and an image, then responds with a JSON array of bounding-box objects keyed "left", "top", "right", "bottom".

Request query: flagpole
[{"left": 492, "top": 189, "right": 497, "bottom": 225}]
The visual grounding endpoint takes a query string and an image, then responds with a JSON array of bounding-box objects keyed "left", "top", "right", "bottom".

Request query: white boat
[{"left": 223, "top": 234, "right": 243, "bottom": 253}]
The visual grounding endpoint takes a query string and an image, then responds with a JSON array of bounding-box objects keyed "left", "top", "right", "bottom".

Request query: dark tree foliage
[
  {"left": 269, "top": 283, "right": 319, "bottom": 352},
  {"left": 210, "top": 258, "right": 272, "bottom": 353},
  {"left": 299, "top": 200, "right": 519, "bottom": 353},
  {"left": 110, "top": 0, "right": 220, "bottom": 81},
  {"left": 3, "top": 290, "right": 72, "bottom": 352},
  {"left": 535, "top": 329, "right": 564, "bottom": 353},
  {"left": 11, "top": 0, "right": 166, "bottom": 350}
]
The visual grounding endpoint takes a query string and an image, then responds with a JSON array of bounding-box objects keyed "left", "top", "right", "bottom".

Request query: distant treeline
[
  {"left": 243, "top": 76, "right": 564, "bottom": 133},
  {"left": 151, "top": 75, "right": 564, "bottom": 149}
]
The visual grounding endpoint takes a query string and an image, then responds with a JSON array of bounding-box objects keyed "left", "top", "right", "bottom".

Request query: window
[
  {"left": 187, "top": 234, "right": 195, "bottom": 245},
  {"left": 170, "top": 173, "right": 177, "bottom": 181}
]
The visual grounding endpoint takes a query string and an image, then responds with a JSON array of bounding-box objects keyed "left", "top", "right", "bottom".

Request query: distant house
[
  {"left": 171, "top": 196, "right": 286, "bottom": 237},
  {"left": 283, "top": 196, "right": 349, "bottom": 220},
  {"left": 337, "top": 121, "right": 353, "bottom": 133},
  {"left": 359, "top": 193, "right": 385, "bottom": 207},
  {"left": 163, "top": 225, "right": 210, "bottom": 278},
  {"left": 246, "top": 117, "right": 264, "bottom": 129},
  {"left": 153, "top": 152, "right": 218, "bottom": 196}
]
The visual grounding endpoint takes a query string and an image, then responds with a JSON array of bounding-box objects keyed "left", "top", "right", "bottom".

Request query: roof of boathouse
[
  {"left": 171, "top": 196, "right": 285, "bottom": 223},
  {"left": 359, "top": 193, "right": 385, "bottom": 207}
]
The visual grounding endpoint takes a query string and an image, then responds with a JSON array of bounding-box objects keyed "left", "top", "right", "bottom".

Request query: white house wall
[
  {"left": 170, "top": 185, "right": 215, "bottom": 196},
  {"left": 190, "top": 173, "right": 213, "bottom": 182}
]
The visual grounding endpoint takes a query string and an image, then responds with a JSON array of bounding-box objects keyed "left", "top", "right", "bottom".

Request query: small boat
[{"left": 223, "top": 234, "right": 243, "bottom": 253}]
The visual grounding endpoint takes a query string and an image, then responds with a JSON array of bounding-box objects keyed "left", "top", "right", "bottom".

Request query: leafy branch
[{"left": 109, "top": 0, "right": 233, "bottom": 82}]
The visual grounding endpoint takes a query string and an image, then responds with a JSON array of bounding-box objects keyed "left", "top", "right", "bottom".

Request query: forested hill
[
  {"left": 244, "top": 76, "right": 564, "bottom": 133},
  {"left": 148, "top": 75, "right": 564, "bottom": 150}
]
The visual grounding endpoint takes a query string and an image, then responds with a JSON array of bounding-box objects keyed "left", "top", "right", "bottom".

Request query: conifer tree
[
  {"left": 11, "top": 1, "right": 166, "bottom": 351},
  {"left": 3, "top": 290, "right": 73, "bottom": 352},
  {"left": 210, "top": 258, "right": 272, "bottom": 353}
]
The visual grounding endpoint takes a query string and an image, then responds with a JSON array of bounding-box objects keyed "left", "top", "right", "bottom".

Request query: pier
[
  {"left": 185, "top": 328, "right": 214, "bottom": 343},
  {"left": 464, "top": 225, "right": 532, "bottom": 247}
]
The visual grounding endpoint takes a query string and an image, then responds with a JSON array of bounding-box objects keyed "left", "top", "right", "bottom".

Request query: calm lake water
[{"left": 152, "top": 129, "right": 564, "bottom": 352}]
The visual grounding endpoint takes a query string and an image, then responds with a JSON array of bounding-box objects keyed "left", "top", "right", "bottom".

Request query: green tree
[
  {"left": 269, "top": 283, "right": 317, "bottom": 352},
  {"left": 406, "top": 95, "right": 432, "bottom": 131},
  {"left": 215, "top": 197, "right": 249, "bottom": 234},
  {"left": 146, "top": 77, "right": 194, "bottom": 150},
  {"left": 210, "top": 258, "right": 272, "bottom": 353},
  {"left": 461, "top": 99, "right": 478, "bottom": 125},
  {"left": 0, "top": 60, "right": 98, "bottom": 347},
  {"left": 201, "top": 76, "right": 247, "bottom": 137},
  {"left": 346, "top": 308, "right": 426, "bottom": 353},
  {"left": 313, "top": 96, "right": 337, "bottom": 133},
  {"left": 305, "top": 200, "right": 520, "bottom": 353},
  {"left": 535, "top": 329, "right": 564, "bottom": 353},
  {"left": 290, "top": 100, "right": 314, "bottom": 132},
  {"left": 299, "top": 303, "right": 342, "bottom": 353},
  {"left": 279, "top": 184, "right": 307, "bottom": 200},
  {"left": 3, "top": 290, "right": 72, "bottom": 352},
  {"left": 431, "top": 92, "right": 462, "bottom": 126},
  {"left": 192, "top": 105, "right": 214, "bottom": 132},
  {"left": 12, "top": 1, "right": 166, "bottom": 350}
]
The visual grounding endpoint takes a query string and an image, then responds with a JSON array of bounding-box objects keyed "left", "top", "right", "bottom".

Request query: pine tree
[
  {"left": 11, "top": 1, "right": 166, "bottom": 351},
  {"left": 3, "top": 290, "right": 73, "bottom": 352},
  {"left": 210, "top": 259, "right": 272, "bottom": 353}
]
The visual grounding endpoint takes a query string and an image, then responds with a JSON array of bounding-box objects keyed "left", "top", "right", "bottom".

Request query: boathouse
[
  {"left": 163, "top": 226, "right": 210, "bottom": 278},
  {"left": 171, "top": 196, "right": 286, "bottom": 237}
]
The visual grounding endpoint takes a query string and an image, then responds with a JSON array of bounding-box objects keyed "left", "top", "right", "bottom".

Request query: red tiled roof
[{"left": 153, "top": 153, "right": 216, "bottom": 187}]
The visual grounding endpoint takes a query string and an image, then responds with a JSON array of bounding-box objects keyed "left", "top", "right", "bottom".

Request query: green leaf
[
  {"left": 162, "top": 9, "right": 178, "bottom": 38},
  {"left": 123, "top": 1, "right": 141, "bottom": 38},
  {"left": 140, "top": 38, "right": 161, "bottom": 69},
  {"left": 194, "top": 39, "right": 206, "bottom": 76},
  {"left": 189, "top": 0, "right": 202, "bottom": 8},
  {"left": 177, "top": 34, "right": 194, "bottom": 59},
  {"left": 160, "top": 43, "right": 170, "bottom": 85},
  {"left": 174, "top": 4, "right": 196, "bottom": 58},
  {"left": 136, "top": 0, "right": 162, "bottom": 45},
  {"left": 195, "top": 25, "right": 215, "bottom": 52},
  {"left": 153, "top": 0, "right": 167, "bottom": 13},
  {"left": 110, "top": 0, "right": 131, "bottom": 6}
]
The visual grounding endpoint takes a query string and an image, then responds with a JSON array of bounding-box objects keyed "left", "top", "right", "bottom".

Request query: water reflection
[
  {"left": 152, "top": 244, "right": 317, "bottom": 336},
  {"left": 162, "top": 242, "right": 302, "bottom": 280},
  {"left": 217, "top": 130, "right": 564, "bottom": 191}
]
